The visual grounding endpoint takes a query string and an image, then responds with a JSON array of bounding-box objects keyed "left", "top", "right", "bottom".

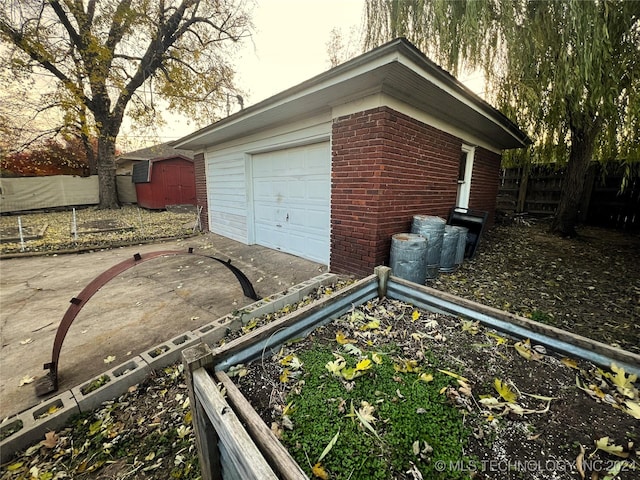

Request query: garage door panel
[
  {"left": 206, "top": 152, "right": 248, "bottom": 242},
  {"left": 255, "top": 225, "right": 288, "bottom": 250},
  {"left": 252, "top": 180, "right": 276, "bottom": 201},
  {"left": 254, "top": 204, "right": 285, "bottom": 222},
  {"left": 210, "top": 212, "right": 247, "bottom": 242},
  {"left": 252, "top": 142, "right": 330, "bottom": 264},
  {"left": 286, "top": 231, "right": 326, "bottom": 263},
  {"left": 287, "top": 206, "right": 328, "bottom": 227},
  {"left": 306, "top": 178, "right": 330, "bottom": 200}
]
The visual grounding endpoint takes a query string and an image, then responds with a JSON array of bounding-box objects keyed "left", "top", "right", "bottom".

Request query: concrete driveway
[{"left": 0, "top": 233, "right": 325, "bottom": 419}]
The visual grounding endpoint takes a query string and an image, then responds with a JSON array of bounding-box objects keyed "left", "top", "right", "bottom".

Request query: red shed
[{"left": 132, "top": 155, "right": 196, "bottom": 209}]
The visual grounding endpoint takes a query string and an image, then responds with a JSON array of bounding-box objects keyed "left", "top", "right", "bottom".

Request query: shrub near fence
[
  {"left": 0, "top": 175, "right": 137, "bottom": 213},
  {"left": 498, "top": 164, "right": 640, "bottom": 232}
]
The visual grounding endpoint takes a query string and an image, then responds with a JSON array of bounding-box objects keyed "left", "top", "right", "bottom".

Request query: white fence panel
[
  {"left": 116, "top": 175, "right": 137, "bottom": 204},
  {"left": 0, "top": 175, "right": 136, "bottom": 212}
]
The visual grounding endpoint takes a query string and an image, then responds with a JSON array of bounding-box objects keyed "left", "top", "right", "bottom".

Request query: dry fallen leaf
[
  {"left": 514, "top": 339, "right": 543, "bottom": 361},
  {"left": 460, "top": 320, "right": 480, "bottom": 335},
  {"left": 623, "top": 400, "right": 640, "bottom": 419},
  {"left": 494, "top": 378, "right": 518, "bottom": 403},
  {"left": 19, "top": 338, "right": 33, "bottom": 345},
  {"left": 458, "top": 380, "right": 472, "bottom": 397},
  {"left": 412, "top": 440, "right": 421, "bottom": 455},
  {"left": 594, "top": 437, "right": 629, "bottom": 458},
  {"left": 103, "top": 355, "right": 116, "bottom": 364},
  {"left": 358, "top": 401, "right": 376, "bottom": 423},
  {"left": 270, "top": 422, "right": 283, "bottom": 439},
  {"left": 19, "top": 375, "right": 35, "bottom": 386},
  {"left": 486, "top": 332, "right": 508, "bottom": 345},
  {"left": 41, "top": 431, "right": 58, "bottom": 449},
  {"left": 312, "top": 462, "right": 329, "bottom": 480},
  {"left": 561, "top": 357, "right": 579, "bottom": 369},
  {"left": 576, "top": 444, "right": 585, "bottom": 479},
  {"left": 317, "top": 430, "right": 340, "bottom": 463},
  {"left": 335, "top": 331, "right": 355, "bottom": 345},
  {"left": 355, "top": 358, "right": 372, "bottom": 372},
  {"left": 607, "top": 364, "right": 638, "bottom": 398},
  {"left": 227, "top": 364, "right": 248, "bottom": 378}
]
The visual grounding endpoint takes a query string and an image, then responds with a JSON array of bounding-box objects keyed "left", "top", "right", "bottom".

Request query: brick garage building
[{"left": 174, "top": 39, "right": 530, "bottom": 277}]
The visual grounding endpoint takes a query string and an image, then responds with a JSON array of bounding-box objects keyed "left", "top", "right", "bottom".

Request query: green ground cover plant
[{"left": 282, "top": 344, "right": 471, "bottom": 479}]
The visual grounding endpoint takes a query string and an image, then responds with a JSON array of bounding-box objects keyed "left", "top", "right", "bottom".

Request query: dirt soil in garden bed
[
  {"left": 434, "top": 219, "right": 640, "bottom": 355},
  {"left": 233, "top": 298, "right": 639, "bottom": 480}
]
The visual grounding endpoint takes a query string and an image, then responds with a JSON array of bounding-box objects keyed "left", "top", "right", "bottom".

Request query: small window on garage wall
[{"left": 457, "top": 145, "right": 475, "bottom": 209}]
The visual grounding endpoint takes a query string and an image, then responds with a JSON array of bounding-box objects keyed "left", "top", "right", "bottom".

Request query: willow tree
[
  {"left": 365, "top": 0, "right": 640, "bottom": 236},
  {"left": 1, "top": 0, "right": 251, "bottom": 208}
]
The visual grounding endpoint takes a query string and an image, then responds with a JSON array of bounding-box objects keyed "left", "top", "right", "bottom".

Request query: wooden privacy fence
[{"left": 497, "top": 164, "right": 640, "bottom": 231}]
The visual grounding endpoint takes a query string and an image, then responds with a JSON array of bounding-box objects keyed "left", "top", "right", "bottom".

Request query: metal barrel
[
  {"left": 389, "top": 233, "right": 428, "bottom": 284},
  {"left": 452, "top": 226, "right": 469, "bottom": 266},
  {"left": 439, "top": 225, "right": 460, "bottom": 272},
  {"left": 411, "top": 215, "right": 446, "bottom": 279}
]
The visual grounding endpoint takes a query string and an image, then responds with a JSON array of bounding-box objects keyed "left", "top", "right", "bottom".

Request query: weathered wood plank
[
  {"left": 216, "top": 371, "right": 309, "bottom": 480},
  {"left": 193, "top": 368, "right": 279, "bottom": 480},
  {"left": 183, "top": 343, "right": 220, "bottom": 480}
]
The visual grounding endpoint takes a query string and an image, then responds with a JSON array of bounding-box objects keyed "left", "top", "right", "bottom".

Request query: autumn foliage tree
[
  {"left": 0, "top": 0, "right": 251, "bottom": 208},
  {"left": 0, "top": 137, "right": 91, "bottom": 177},
  {"left": 364, "top": 0, "right": 640, "bottom": 236}
]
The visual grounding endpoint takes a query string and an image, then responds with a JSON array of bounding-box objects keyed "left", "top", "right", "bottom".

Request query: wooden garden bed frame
[{"left": 182, "top": 267, "right": 640, "bottom": 480}]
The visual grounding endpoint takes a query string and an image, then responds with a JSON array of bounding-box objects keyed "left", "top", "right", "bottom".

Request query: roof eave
[{"left": 172, "top": 38, "right": 530, "bottom": 151}]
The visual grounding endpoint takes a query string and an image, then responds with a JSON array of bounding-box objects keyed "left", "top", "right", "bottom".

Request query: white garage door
[{"left": 252, "top": 142, "right": 330, "bottom": 264}]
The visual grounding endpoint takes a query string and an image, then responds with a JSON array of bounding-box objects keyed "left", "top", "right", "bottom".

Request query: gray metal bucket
[
  {"left": 424, "top": 264, "right": 440, "bottom": 280},
  {"left": 439, "top": 225, "right": 460, "bottom": 272},
  {"left": 389, "top": 233, "right": 428, "bottom": 284},
  {"left": 411, "top": 215, "right": 446, "bottom": 275},
  {"left": 452, "top": 226, "right": 469, "bottom": 266}
]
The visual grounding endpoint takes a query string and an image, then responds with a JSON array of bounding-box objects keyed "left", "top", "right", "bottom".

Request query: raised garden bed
[{"left": 183, "top": 269, "right": 640, "bottom": 480}]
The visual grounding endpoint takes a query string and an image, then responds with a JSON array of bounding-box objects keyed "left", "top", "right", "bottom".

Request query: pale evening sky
[
  {"left": 119, "top": 0, "right": 366, "bottom": 149},
  {"left": 119, "top": 0, "right": 485, "bottom": 151}
]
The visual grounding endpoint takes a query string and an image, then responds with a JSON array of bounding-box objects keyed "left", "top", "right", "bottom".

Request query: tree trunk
[
  {"left": 550, "top": 123, "right": 599, "bottom": 237},
  {"left": 82, "top": 135, "right": 97, "bottom": 176},
  {"left": 96, "top": 135, "right": 119, "bottom": 209}
]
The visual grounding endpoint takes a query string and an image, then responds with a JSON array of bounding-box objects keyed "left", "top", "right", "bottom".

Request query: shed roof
[
  {"left": 117, "top": 142, "right": 194, "bottom": 163},
  {"left": 173, "top": 38, "right": 531, "bottom": 151}
]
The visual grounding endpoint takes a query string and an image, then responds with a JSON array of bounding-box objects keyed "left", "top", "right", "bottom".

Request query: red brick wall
[
  {"left": 193, "top": 152, "right": 209, "bottom": 231},
  {"left": 469, "top": 147, "right": 502, "bottom": 226},
  {"left": 331, "top": 106, "right": 461, "bottom": 276}
]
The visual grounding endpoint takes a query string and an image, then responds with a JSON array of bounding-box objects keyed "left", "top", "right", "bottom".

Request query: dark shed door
[{"left": 162, "top": 162, "right": 196, "bottom": 205}]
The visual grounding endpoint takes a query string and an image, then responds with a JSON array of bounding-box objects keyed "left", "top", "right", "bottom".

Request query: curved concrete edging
[{"left": 0, "top": 273, "right": 337, "bottom": 463}]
